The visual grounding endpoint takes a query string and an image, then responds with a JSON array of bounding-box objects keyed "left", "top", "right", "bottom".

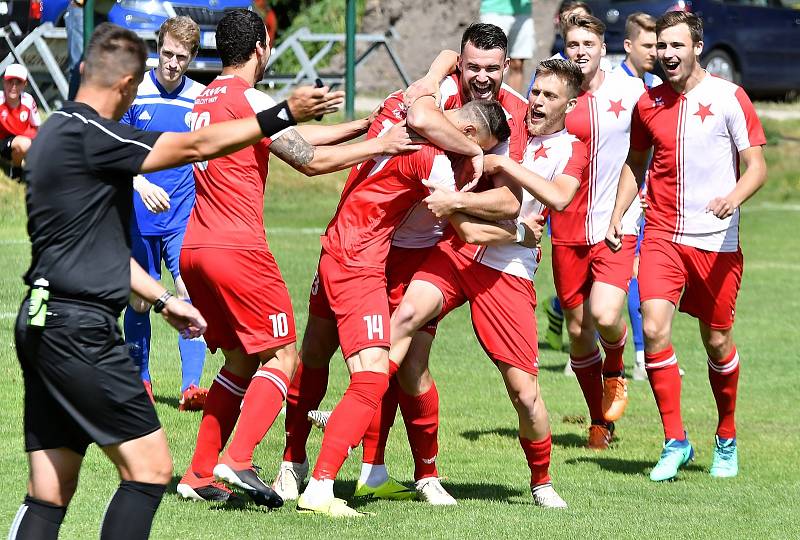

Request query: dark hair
[
  {"left": 216, "top": 9, "right": 267, "bottom": 67},
  {"left": 534, "top": 59, "right": 584, "bottom": 98},
  {"left": 656, "top": 11, "right": 703, "bottom": 43},
  {"left": 460, "top": 23, "right": 508, "bottom": 55},
  {"left": 83, "top": 23, "right": 148, "bottom": 86},
  {"left": 625, "top": 12, "right": 656, "bottom": 41},
  {"left": 462, "top": 99, "right": 511, "bottom": 143}
]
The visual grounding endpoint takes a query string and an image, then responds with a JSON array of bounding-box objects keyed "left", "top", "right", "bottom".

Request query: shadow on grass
[
  {"left": 538, "top": 361, "right": 569, "bottom": 374},
  {"left": 460, "top": 427, "right": 517, "bottom": 441},
  {"left": 563, "top": 455, "right": 705, "bottom": 476},
  {"left": 538, "top": 339, "right": 566, "bottom": 352},
  {"left": 154, "top": 395, "right": 181, "bottom": 409},
  {"left": 334, "top": 479, "right": 526, "bottom": 508},
  {"left": 552, "top": 432, "right": 586, "bottom": 449}
]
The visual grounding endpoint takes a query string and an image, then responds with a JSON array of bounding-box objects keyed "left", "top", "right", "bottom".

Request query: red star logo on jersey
[
  {"left": 694, "top": 103, "right": 714, "bottom": 123},
  {"left": 533, "top": 144, "right": 549, "bottom": 161},
  {"left": 607, "top": 99, "right": 626, "bottom": 118}
]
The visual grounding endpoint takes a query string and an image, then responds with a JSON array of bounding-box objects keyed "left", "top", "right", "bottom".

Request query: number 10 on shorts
[
  {"left": 269, "top": 312, "right": 289, "bottom": 338},
  {"left": 363, "top": 314, "right": 384, "bottom": 340}
]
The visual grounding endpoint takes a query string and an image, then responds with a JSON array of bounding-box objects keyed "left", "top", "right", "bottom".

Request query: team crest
[{"left": 19, "top": 110, "right": 27, "bottom": 122}]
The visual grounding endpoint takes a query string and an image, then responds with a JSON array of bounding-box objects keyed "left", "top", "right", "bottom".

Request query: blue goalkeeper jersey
[{"left": 121, "top": 69, "right": 205, "bottom": 235}]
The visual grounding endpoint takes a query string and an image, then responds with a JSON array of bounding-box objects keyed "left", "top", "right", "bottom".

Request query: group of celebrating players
[
  {"left": 139, "top": 5, "right": 764, "bottom": 517},
  {"left": 11, "top": 2, "right": 767, "bottom": 532}
]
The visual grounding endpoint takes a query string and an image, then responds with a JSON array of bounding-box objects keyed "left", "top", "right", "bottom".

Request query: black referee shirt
[{"left": 23, "top": 102, "right": 163, "bottom": 313}]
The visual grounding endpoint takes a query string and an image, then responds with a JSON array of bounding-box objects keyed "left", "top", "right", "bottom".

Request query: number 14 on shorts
[{"left": 363, "top": 314, "right": 384, "bottom": 340}]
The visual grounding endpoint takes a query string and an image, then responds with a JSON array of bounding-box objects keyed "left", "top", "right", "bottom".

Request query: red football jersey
[
  {"left": 183, "top": 75, "right": 284, "bottom": 251},
  {"left": 321, "top": 143, "right": 457, "bottom": 269},
  {"left": 0, "top": 91, "right": 40, "bottom": 139}
]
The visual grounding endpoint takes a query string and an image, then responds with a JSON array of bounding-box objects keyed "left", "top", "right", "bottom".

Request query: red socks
[
  {"left": 708, "top": 346, "right": 740, "bottom": 439},
  {"left": 225, "top": 367, "right": 289, "bottom": 466},
  {"left": 283, "top": 362, "right": 329, "bottom": 464},
  {"left": 600, "top": 324, "right": 627, "bottom": 375},
  {"left": 570, "top": 350, "right": 604, "bottom": 424},
  {"left": 645, "top": 345, "right": 685, "bottom": 440},
  {"left": 362, "top": 377, "right": 399, "bottom": 465},
  {"left": 520, "top": 433, "right": 552, "bottom": 486},
  {"left": 398, "top": 382, "right": 440, "bottom": 481},
  {"left": 189, "top": 368, "right": 249, "bottom": 477},
  {"left": 312, "top": 371, "right": 389, "bottom": 480}
]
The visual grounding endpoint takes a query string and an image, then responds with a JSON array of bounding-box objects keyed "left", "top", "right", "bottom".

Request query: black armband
[{"left": 256, "top": 101, "right": 296, "bottom": 138}]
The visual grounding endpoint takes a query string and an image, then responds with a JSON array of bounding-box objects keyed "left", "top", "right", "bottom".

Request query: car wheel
[{"left": 703, "top": 50, "right": 740, "bottom": 84}]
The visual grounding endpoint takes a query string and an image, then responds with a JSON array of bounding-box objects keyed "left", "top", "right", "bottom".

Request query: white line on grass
[
  {"left": 745, "top": 202, "right": 800, "bottom": 212},
  {"left": 746, "top": 261, "right": 800, "bottom": 271}
]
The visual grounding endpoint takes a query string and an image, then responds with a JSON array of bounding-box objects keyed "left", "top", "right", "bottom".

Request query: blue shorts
[{"left": 131, "top": 230, "right": 185, "bottom": 281}]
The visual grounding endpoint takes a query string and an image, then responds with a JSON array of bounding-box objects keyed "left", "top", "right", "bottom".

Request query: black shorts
[{"left": 15, "top": 298, "right": 160, "bottom": 455}]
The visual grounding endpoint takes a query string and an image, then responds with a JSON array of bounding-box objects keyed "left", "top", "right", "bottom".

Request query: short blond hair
[
  {"left": 158, "top": 16, "right": 200, "bottom": 57},
  {"left": 563, "top": 13, "right": 606, "bottom": 40},
  {"left": 625, "top": 12, "right": 656, "bottom": 41}
]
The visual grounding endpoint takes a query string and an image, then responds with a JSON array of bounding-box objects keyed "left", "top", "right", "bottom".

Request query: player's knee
[
  {"left": 394, "top": 301, "right": 424, "bottom": 335},
  {"left": 592, "top": 308, "right": 620, "bottom": 331},
  {"left": 703, "top": 331, "right": 733, "bottom": 358},
  {"left": 642, "top": 319, "right": 669, "bottom": 348}
]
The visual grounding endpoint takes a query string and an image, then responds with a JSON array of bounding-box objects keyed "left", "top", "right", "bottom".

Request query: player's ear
[
  {"left": 462, "top": 123, "right": 478, "bottom": 142},
  {"left": 623, "top": 39, "right": 632, "bottom": 54},
  {"left": 503, "top": 57, "right": 510, "bottom": 75},
  {"left": 601, "top": 41, "right": 607, "bottom": 57},
  {"left": 565, "top": 97, "right": 578, "bottom": 115},
  {"left": 694, "top": 40, "right": 704, "bottom": 57}
]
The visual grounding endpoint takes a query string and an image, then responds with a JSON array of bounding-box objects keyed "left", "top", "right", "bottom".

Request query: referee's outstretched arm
[{"left": 140, "top": 84, "right": 344, "bottom": 174}]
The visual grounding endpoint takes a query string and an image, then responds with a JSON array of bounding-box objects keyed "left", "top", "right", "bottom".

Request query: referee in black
[{"left": 9, "top": 23, "right": 343, "bottom": 540}]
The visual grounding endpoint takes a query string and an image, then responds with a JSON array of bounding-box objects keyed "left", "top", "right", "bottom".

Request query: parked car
[
  {"left": 41, "top": 0, "right": 276, "bottom": 72},
  {"left": 554, "top": 0, "right": 800, "bottom": 98}
]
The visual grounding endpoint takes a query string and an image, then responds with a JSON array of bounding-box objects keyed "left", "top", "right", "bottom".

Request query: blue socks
[
  {"left": 178, "top": 334, "right": 206, "bottom": 392},
  {"left": 628, "top": 277, "right": 644, "bottom": 354},
  {"left": 125, "top": 302, "right": 206, "bottom": 392},
  {"left": 124, "top": 305, "right": 151, "bottom": 383}
]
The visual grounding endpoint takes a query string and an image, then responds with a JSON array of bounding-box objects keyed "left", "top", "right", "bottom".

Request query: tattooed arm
[{"left": 269, "top": 123, "right": 420, "bottom": 176}]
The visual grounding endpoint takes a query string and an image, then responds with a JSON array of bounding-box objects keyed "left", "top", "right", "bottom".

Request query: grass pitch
[{"left": 1, "top": 119, "right": 799, "bottom": 539}]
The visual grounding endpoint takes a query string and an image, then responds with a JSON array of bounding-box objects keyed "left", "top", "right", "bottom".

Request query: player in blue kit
[{"left": 122, "top": 16, "right": 208, "bottom": 410}]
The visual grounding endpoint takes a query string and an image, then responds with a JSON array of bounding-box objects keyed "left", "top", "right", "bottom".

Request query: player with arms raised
[{"left": 606, "top": 11, "right": 766, "bottom": 481}]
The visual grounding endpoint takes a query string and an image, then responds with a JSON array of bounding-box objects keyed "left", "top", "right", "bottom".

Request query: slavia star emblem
[{"left": 694, "top": 103, "right": 714, "bottom": 123}]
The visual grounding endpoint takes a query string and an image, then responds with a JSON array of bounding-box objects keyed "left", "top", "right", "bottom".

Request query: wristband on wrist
[
  {"left": 256, "top": 101, "right": 296, "bottom": 138},
  {"left": 153, "top": 291, "right": 173, "bottom": 313},
  {"left": 515, "top": 222, "right": 526, "bottom": 244}
]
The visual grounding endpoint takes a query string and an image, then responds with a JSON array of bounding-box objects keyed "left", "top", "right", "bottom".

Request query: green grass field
[{"left": 1, "top": 119, "right": 799, "bottom": 539}]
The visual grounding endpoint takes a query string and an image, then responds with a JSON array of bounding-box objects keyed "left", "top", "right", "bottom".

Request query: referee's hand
[{"left": 159, "top": 297, "right": 207, "bottom": 339}]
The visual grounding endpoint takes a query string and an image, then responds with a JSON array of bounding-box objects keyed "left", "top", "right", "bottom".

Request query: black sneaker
[
  {"left": 214, "top": 461, "right": 284, "bottom": 509},
  {"left": 177, "top": 476, "right": 240, "bottom": 503}
]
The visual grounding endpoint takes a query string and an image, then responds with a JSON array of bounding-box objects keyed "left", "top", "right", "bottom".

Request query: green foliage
[{"left": 268, "top": 0, "right": 366, "bottom": 77}]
